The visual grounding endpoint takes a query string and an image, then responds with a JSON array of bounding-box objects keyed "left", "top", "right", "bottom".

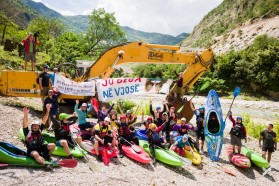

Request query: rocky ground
[{"left": 0, "top": 96, "right": 278, "bottom": 186}]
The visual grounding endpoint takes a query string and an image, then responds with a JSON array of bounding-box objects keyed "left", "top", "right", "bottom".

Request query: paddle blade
[
  {"left": 177, "top": 105, "right": 184, "bottom": 113},
  {"left": 233, "top": 86, "right": 241, "bottom": 97},
  {"left": 0, "top": 164, "right": 8, "bottom": 167},
  {"left": 102, "top": 148, "right": 110, "bottom": 166},
  {"left": 200, "top": 81, "right": 210, "bottom": 91},
  {"left": 91, "top": 98, "right": 99, "bottom": 112},
  {"left": 88, "top": 160, "right": 100, "bottom": 172},
  {"left": 57, "top": 159, "right": 78, "bottom": 168}
]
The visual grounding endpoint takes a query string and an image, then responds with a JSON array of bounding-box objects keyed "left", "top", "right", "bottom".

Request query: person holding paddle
[{"left": 22, "top": 104, "right": 56, "bottom": 170}]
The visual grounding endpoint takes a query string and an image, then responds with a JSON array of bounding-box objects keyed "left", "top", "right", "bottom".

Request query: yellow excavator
[{"left": 0, "top": 41, "right": 214, "bottom": 122}]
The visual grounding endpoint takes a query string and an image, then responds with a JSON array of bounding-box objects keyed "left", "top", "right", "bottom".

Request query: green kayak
[
  {"left": 139, "top": 140, "right": 184, "bottom": 166},
  {"left": 19, "top": 128, "right": 85, "bottom": 158},
  {"left": 0, "top": 141, "right": 59, "bottom": 168},
  {"left": 241, "top": 146, "right": 269, "bottom": 168}
]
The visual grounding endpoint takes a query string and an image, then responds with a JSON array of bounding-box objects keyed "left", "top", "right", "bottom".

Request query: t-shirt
[
  {"left": 49, "top": 73, "right": 55, "bottom": 84},
  {"left": 39, "top": 72, "right": 50, "bottom": 87},
  {"left": 261, "top": 130, "right": 276, "bottom": 148},
  {"left": 175, "top": 136, "right": 190, "bottom": 149}
]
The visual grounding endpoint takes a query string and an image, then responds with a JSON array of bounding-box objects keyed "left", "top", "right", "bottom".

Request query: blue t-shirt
[
  {"left": 49, "top": 73, "right": 55, "bottom": 84},
  {"left": 175, "top": 136, "right": 190, "bottom": 149}
]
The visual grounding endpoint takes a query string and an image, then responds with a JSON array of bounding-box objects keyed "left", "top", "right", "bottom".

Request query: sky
[{"left": 32, "top": 0, "right": 223, "bottom": 36}]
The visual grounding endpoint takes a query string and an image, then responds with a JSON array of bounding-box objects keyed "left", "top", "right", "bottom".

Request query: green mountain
[
  {"left": 0, "top": 0, "right": 187, "bottom": 45},
  {"left": 182, "top": 0, "right": 279, "bottom": 48}
]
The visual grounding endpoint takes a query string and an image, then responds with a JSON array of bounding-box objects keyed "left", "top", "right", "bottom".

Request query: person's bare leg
[
  {"left": 267, "top": 152, "right": 272, "bottom": 163},
  {"left": 237, "top": 146, "right": 241, "bottom": 154},
  {"left": 196, "top": 138, "right": 200, "bottom": 150},
  {"left": 201, "top": 140, "right": 204, "bottom": 151},
  {"left": 94, "top": 141, "right": 99, "bottom": 155},
  {"left": 60, "top": 140, "right": 71, "bottom": 155},
  {"left": 262, "top": 151, "right": 266, "bottom": 160},
  {"left": 41, "top": 96, "right": 44, "bottom": 105},
  {"left": 47, "top": 143, "right": 56, "bottom": 155},
  {"left": 232, "top": 145, "right": 236, "bottom": 154},
  {"left": 76, "top": 136, "right": 82, "bottom": 145},
  {"left": 31, "top": 151, "right": 45, "bottom": 164}
]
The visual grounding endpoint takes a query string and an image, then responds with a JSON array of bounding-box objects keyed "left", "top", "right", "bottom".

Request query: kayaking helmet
[
  {"left": 147, "top": 117, "right": 153, "bottom": 122},
  {"left": 182, "top": 134, "right": 189, "bottom": 140},
  {"left": 156, "top": 106, "right": 161, "bottom": 110},
  {"left": 126, "top": 110, "right": 131, "bottom": 114},
  {"left": 181, "top": 117, "right": 186, "bottom": 121},
  {"left": 149, "top": 123, "right": 157, "bottom": 130},
  {"left": 59, "top": 113, "right": 69, "bottom": 121},
  {"left": 104, "top": 117, "right": 111, "bottom": 122},
  {"left": 31, "top": 120, "right": 41, "bottom": 126},
  {"left": 120, "top": 115, "right": 126, "bottom": 120},
  {"left": 199, "top": 106, "right": 205, "bottom": 111},
  {"left": 236, "top": 116, "right": 242, "bottom": 122}
]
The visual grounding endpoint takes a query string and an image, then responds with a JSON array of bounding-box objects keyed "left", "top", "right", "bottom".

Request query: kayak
[
  {"left": 204, "top": 89, "right": 225, "bottom": 161},
  {"left": 227, "top": 146, "right": 251, "bottom": 169},
  {"left": 122, "top": 144, "right": 152, "bottom": 164},
  {"left": 0, "top": 141, "right": 58, "bottom": 168},
  {"left": 184, "top": 144, "right": 201, "bottom": 165},
  {"left": 80, "top": 140, "right": 118, "bottom": 165},
  {"left": 241, "top": 146, "right": 269, "bottom": 168},
  {"left": 139, "top": 140, "right": 183, "bottom": 166},
  {"left": 19, "top": 128, "right": 85, "bottom": 158},
  {"left": 136, "top": 129, "right": 148, "bottom": 141}
]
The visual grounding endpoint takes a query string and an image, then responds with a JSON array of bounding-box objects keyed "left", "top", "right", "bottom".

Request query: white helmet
[
  {"left": 104, "top": 117, "right": 111, "bottom": 122},
  {"left": 31, "top": 120, "right": 41, "bottom": 126},
  {"left": 181, "top": 117, "right": 186, "bottom": 121}
]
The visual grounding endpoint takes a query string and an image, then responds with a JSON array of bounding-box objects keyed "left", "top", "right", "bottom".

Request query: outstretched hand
[
  {"left": 76, "top": 100, "right": 79, "bottom": 104},
  {"left": 46, "top": 104, "right": 51, "bottom": 111},
  {"left": 22, "top": 107, "right": 30, "bottom": 114}
]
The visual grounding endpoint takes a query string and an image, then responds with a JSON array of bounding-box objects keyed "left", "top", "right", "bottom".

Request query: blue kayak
[
  {"left": 204, "top": 89, "right": 225, "bottom": 161},
  {"left": 136, "top": 129, "right": 148, "bottom": 141}
]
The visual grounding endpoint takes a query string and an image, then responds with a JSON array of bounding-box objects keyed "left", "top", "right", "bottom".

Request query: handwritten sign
[
  {"left": 96, "top": 78, "right": 147, "bottom": 102},
  {"left": 54, "top": 74, "right": 95, "bottom": 96}
]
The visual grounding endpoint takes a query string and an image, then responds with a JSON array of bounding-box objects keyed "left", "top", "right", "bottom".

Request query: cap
[
  {"left": 181, "top": 117, "right": 186, "bottom": 121},
  {"left": 31, "top": 120, "right": 41, "bottom": 126},
  {"left": 81, "top": 103, "right": 87, "bottom": 107},
  {"left": 126, "top": 110, "right": 131, "bottom": 114},
  {"left": 104, "top": 117, "right": 110, "bottom": 122},
  {"left": 44, "top": 65, "right": 50, "bottom": 69},
  {"left": 162, "top": 112, "right": 168, "bottom": 116}
]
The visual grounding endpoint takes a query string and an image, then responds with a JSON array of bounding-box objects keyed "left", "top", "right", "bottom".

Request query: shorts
[
  {"left": 262, "top": 146, "right": 274, "bottom": 153},
  {"left": 79, "top": 122, "right": 95, "bottom": 131},
  {"left": 230, "top": 134, "right": 242, "bottom": 146},
  {"left": 196, "top": 129, "right": 205, "bottom": 141},
  {"left": 93, "top": 136, "right": 113, "bottom": 145},
  {"left": 24, "top": 52, "right": 36, "bottom": 62},
  {"left": 40, "top": 87, "right": 49, "bottom": 97},
  {"left": 27, "top": 144, "right": 49, "bottom": 159}
]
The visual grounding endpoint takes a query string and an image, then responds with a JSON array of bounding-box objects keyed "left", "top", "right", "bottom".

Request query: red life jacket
[
  {"left": 25, "top": 130, "right": 43, "bottom": 149},
  {"left": 119, "top": 124, "right": 130, "bottom": 137}
]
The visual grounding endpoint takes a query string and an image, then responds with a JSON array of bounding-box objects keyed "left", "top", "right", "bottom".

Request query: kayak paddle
[
  {"left": 224, "top": 86, "right": 241, "bottom": 122},
  {"left": 154, "top": 145, "right": 192, "bottom": 166},
  {"left": 91, "top": 98, "right": 99, "bottom": 113},
  {"left": 70, "top": 132, "right": 99, "bottom": 172},
  {"left": 55, "top": 159, "right": 78, "bottom": 168},
  {"left": 177, "top": 81, "right": 210, "bottom": 113},
  {"left": 0, "top": 164, "right": 8, "bottom": 167},
  {"left": 119, "top": 137, "right": 142, "bottom": 153}
]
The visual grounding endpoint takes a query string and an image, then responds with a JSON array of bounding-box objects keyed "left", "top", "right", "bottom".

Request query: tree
[{"left": 85, "top": 8, "right": 127, "bottom": 55}]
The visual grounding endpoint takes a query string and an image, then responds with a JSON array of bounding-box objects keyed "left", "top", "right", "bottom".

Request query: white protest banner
[
  {"left": 159, "top": 79, "right": 173, "bottom": 94},
  {"left": 54, "top": 74, "right": 95, "bottom": 96},
  {"left": 96, "top": 78, "right": 147, "bottom": 102}
]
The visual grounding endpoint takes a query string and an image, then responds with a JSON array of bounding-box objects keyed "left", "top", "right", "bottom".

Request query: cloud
[{"left": 33, "top": 0, "right": 223, "bottom": 35}]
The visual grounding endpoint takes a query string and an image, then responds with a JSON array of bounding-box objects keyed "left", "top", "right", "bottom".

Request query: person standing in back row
[
  {"left": 22, "top": 33, "right": 39, "bottom": 71},
  {"left": 259, "top": 124, "right": 277, "bottom": 163},
  {"left": 39, "top": 65, "right": 52, "bottom": 105}
]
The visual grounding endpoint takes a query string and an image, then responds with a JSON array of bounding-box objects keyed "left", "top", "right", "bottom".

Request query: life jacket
[
  {"left": 25, "top": 130, "right": 44, "bottom": 150},
  {"left": 58, "top": 123, "right": 70, "bottom": 137},
  {"left": 119, "top": 123, "right": 130, "bottom": 137},
  {"left": 230, "top": 123, "right": 244, "bottom": 139},
  {"left": 98, "top": 123, "right": 109, "bottom": 138},
  {"left": 197, "top": 117, "right": 204, "bottom": 129},
  {"left": 148, "top": 130, "right": 160, "bottom": 143}
]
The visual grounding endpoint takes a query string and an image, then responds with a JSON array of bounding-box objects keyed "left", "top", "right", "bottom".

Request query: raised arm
[
  {"left": 141, "top": 111, "right": 144, "bottom": 122},
  {"left": 107, "top": 103, "right": 115, "bottom": 115},
  {"left": 149, "top": 101, "right": 155, "bottom": 117},
  {"left": 22, "top": 107, "right": 30, "bottom": 128},
  {"left": 49, "top": 111, "right": 61, "bottom": 130},
  {"left": 42, "top": 104, "right": 51, "bottom": 125},
  {"left": 228, "top": 111, "right": 236, "bottom": 126},
  {"left": 117, "top": 103, "right": 124, "bottom": 115},
  {"left": 87, "top": 103, "right": 93, "bottom": 112}
]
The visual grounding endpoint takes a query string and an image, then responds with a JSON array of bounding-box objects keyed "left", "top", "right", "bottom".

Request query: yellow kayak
[{"left": 184, "top": 149, "right": 201, "bottom": 165}]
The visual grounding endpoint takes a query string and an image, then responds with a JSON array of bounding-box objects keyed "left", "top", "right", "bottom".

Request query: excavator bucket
[{"left": 167, "top": 98, "right": 194, "bottom": 123}]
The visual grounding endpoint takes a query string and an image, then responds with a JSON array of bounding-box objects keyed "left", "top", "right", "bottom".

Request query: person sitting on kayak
[
  {"left": 74, "top": 100, "right": 94, "bottom": 132},
  {"left": 110, "top": 113, "right": 119, "bottom": 131},
  {"left": 228, "top": 111, "right": 247, "bottom": 154},
  {"left": 93, "top": 117, "right": 116, "bottom": 161},
  {"left": 22, "top": 104, "right": 56, "bottom": 170},
  {"left": 170, "top": 134, "right": 195, "bottom": 157},
  {"left": 49, "top": 112, "right": 79, "bottom": 159},
  {"left": 146, "top": 123, "right": 167, "bottom": 162},
  {"left": 116, "top": 115, "right": 139, "bottom": 156}
]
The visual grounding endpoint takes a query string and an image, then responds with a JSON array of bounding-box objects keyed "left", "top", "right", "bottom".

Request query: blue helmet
[
  {"left": 183, "top": 134, "right": 189, "bottom": 140},
  {"left": 156, "top": 106, "right": 161, "bottom": 110},
  {"left": 199, "top": 106, "right": 205, "bottom": 111}
]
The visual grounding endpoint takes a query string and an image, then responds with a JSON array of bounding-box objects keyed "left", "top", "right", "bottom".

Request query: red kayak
[
  {"left": 227, "top": 146, "right": 251, "bottom": 169},
  {"left": 80, "top": 140, "right": 118, "bottom": 165},
  {"left": 122, "top": 145, "right": 151, "bottom": 164}
]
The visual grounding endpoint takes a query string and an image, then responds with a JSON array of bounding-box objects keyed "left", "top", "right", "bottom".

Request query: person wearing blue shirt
[{"left": 74, "top": 100, "right": 94, "bottom": 132}]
